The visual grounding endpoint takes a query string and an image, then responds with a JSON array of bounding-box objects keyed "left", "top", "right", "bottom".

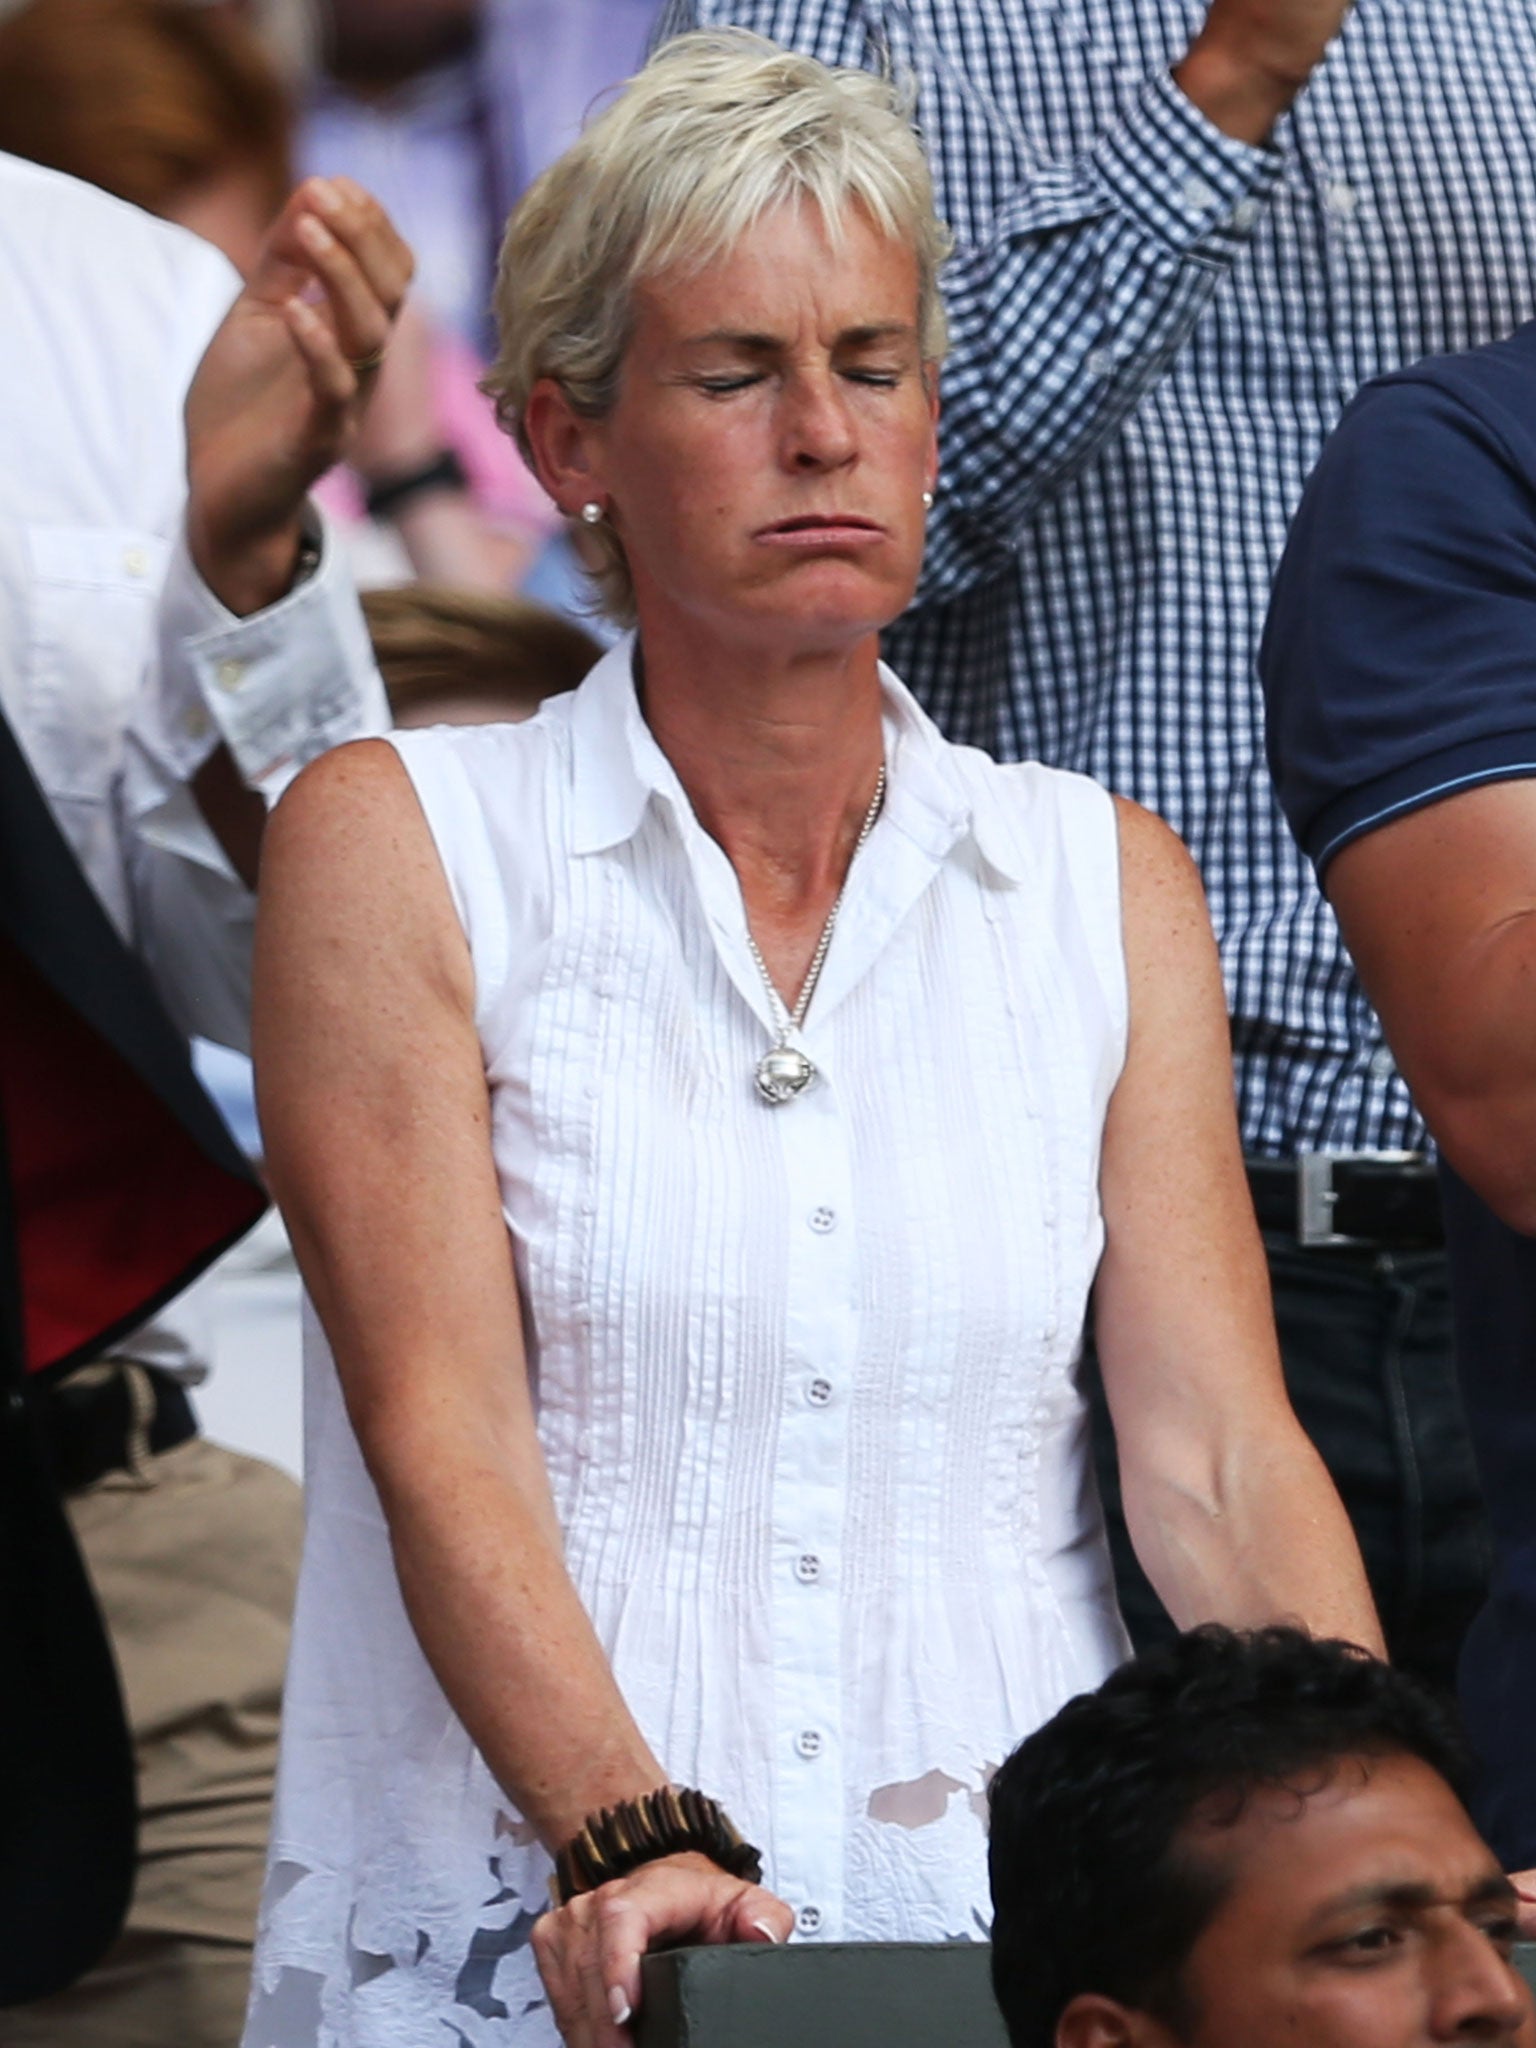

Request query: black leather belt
[
  {"left": 1246, "top": 1153, "right": 1443, "bottom": 1248},
  {"left": 34, "top": 1363, "right": 197, "bottom": 1493}
]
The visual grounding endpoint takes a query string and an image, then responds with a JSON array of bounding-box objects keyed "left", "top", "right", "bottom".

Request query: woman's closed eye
[{"left": 694, "top": 373, "right": 764, "bottom": 396}]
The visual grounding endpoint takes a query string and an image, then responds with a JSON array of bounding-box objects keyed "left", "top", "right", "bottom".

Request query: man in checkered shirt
[{"left": 654, "top": 0, "right": 1536, "bottom": 1866}]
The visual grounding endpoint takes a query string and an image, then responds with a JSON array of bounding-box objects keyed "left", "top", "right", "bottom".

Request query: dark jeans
[{"left": 1085, "top": 1237, "right": 1492, "bottom": 1695}]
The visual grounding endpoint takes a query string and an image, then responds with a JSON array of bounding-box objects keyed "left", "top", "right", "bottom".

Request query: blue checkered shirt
[{"left": 655, "top": 0, "right": 1536, "bottom": 1158}]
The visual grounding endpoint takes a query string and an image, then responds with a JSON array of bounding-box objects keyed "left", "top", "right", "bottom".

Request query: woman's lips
[{"left": 754, "top": 515, "right": 886, "bottom": 548}]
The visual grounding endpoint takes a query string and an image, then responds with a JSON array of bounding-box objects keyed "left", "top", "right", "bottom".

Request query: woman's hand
[{"left": 533, "top": 1852, "right": 793, "bottom": 2046}]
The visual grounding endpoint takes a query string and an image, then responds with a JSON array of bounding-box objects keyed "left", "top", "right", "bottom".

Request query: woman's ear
[
  {"left": 922, "top": 359, "right": 940, "bottom": 500},
  {"left": 522, "top": 377, "right": 606, "bottom": 516}
]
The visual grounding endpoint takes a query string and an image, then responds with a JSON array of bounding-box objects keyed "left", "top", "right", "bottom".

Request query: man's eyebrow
[{"left": 1307, "top": 1871, "right": 1518, "bottom": 1927}]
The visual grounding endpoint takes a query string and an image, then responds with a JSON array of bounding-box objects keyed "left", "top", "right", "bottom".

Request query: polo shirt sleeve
[{"left": 1260, "top": 364, "right": 1536, "bottom": 883}]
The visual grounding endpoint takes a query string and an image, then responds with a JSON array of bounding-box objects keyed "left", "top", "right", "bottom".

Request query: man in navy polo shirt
[{"left": 1261, "top": 323, "right": 1536, "bottom": 1888}]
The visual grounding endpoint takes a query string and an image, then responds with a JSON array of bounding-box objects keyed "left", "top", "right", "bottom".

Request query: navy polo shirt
[
  {"left": 1262, "top": 320, "right": 1536, "bottom": 879},
  {"left": 1261, "top": 326, "right": 1536, "bottom": 1867}
]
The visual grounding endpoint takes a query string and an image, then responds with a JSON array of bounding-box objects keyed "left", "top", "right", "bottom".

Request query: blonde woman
[{"left": 247, "top": 33, "right": 1380, "bottom": 2048}]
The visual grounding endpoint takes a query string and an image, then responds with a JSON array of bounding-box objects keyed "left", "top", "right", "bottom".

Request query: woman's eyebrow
[
  {"left": 833, "top": 322, "right": 920, "bottom": 347},
  {"left": 678, "top": 321, "right": 919, "bottom": 352},
  {"left": 676, "top": 328, "right": 788, "bottom": 357}
]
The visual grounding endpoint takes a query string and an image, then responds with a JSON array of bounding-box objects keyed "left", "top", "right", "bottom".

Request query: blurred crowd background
[{"left": 0, "top": 0, "right": 656, "bottom": 1479}]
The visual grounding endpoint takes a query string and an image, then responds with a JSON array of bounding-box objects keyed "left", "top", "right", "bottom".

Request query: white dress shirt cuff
[{"left": 144, "top": 505, "right": 389, "bottom": 805}]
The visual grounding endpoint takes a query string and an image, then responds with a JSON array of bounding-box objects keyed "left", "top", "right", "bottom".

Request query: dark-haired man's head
[{"left": 989, "top": 1627, "right": 1534, "bottom": 2048}]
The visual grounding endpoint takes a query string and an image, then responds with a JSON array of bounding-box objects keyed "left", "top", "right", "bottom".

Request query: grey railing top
[{"left": 636, "top": 1940, "right": 1536, "bottom": 2047}]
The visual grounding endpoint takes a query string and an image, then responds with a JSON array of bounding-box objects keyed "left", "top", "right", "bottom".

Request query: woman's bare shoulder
[
  {"left": 260, "top": 738, "right": 469, "bottom": 990},
  {"left": 266, "top": 738, "right": 444, "bottom": 889},
  {"left": 1111, "top": 794, "right": 1209, "bottom": 932},
  {"left": 269, "top": 734, "right": 415, "bottom": 833}
]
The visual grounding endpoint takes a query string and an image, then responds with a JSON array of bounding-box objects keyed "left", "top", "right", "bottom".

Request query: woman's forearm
[
  {"left": 255, "top": 746, "right": 673, "bottom": 1858},
  {"left": 369, "top": 1401, "right": 667, "bottom": 1851},
  {"left": 1121, "top": 1423, "right": 1386, "bottom": 1656}
]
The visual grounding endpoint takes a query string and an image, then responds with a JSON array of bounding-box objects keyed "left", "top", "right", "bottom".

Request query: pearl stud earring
[
  {"left": 580, "top": 501, "right": 604, "bottom": 524},
  {"left": 921, "top": 489, "right": 934, "bottom": 509}
]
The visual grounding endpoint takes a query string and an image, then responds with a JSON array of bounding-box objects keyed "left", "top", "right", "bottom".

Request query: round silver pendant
[{"left": 755, "top": 1044, "right": 817, "bottom": 1106}]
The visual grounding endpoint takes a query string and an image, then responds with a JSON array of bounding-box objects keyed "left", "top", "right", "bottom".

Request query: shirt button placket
[{"left": 772, "top": 1072, "right": 854, "bottom": 1941}]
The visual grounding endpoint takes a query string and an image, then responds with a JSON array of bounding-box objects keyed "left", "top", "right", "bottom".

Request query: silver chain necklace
[{"left": 744, "top": 765, "right": 886, "bottom": 1106}]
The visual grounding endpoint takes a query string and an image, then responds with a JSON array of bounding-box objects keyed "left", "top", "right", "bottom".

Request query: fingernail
[
  {"left": 311, "top": 177, "right": 341, "bottom": 214},
  {"left": 298, "top": 214, "right": 334, "bottom": 251},
  {"left": 751, "top": 1918, "right": 783, "bottom": 1944},
  {"left": 608, "top": 1986, "right": 632, "bottom": 2027}
]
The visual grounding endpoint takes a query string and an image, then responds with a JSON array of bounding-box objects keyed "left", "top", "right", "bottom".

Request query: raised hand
[
  {"left": 1176, "top": 0, "right": 1356, "bottom": 143},
  {"left": 185, "top": 176, "right": 414, "bottom": 615}
]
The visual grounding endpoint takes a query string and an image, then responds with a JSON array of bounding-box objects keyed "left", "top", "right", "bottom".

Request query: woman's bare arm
[
  {"left": 1092, "top": 797, "right": 1384, "bottom": 1654},
  {"left": 254, "top": 743, "right": 790, "bottom": 2042},
  {"left": 255, "top": 738, "right": 664, "bottom": 1837}
]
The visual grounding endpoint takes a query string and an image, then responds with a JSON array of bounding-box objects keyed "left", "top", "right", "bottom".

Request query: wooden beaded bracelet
[{"left": 554, "top": 1786, "right": 763, "bottom": 1905}]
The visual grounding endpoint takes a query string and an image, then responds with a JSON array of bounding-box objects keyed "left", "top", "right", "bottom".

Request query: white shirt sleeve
[
  {"left": 0, "top": 151, "right": 391, "bottom": 1053},
  {"left": 120, "top": 509, "right": 390, "bottom": 1052}
]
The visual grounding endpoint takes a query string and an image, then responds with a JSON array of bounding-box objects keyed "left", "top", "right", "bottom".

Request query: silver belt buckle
[{"left": 1296, "top": 1150, "right": 1424, "bottom": 1248}]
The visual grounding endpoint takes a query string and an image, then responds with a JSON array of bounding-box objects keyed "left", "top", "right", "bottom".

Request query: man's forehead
[{"left": 1180, "top": 1750, "right": 1497, "bottom": 1907}]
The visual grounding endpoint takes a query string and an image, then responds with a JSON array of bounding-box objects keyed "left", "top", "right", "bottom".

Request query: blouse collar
[{"left": 567, "top": 632, "right": 1030, "bottom": 886}]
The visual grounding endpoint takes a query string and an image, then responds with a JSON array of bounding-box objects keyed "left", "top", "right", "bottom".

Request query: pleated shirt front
[{"left": 246, "top": 639, "right": 1132, "bottom": 2048}]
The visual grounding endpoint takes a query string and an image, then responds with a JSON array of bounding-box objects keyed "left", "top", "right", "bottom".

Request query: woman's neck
[{"left": 634, "top": 619, "right": 889, "bottom": 1000}]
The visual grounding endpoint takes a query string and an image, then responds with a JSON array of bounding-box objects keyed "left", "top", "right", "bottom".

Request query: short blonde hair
[{"left": 484, "top": 29, "right": 951, "bottom": 626}]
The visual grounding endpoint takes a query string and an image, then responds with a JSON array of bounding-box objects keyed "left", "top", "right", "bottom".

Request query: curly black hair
[{"left": 988, "top": 1626, "right": 1469, "bottom": 2048}]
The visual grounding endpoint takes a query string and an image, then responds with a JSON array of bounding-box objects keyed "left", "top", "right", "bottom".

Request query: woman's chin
[{"left": 737, "top": 558, "right": 917, "bottom": 643}]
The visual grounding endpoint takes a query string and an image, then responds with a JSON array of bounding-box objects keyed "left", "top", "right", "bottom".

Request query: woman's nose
[{"left": 780, "top": 373, "right": 857, "bottom": 470}]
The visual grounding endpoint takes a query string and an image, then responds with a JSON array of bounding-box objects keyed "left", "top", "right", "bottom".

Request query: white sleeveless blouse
[{"left": 244, "top": 640, "right": 1132, "bottom": 2048}]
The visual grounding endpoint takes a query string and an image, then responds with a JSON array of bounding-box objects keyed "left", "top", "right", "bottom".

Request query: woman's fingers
[
  {"left": 586, "top": 1895, "right": 638, "bottom": 2042},
  {"left": 533, "top": 1857, "right": 797, "bottom": 2046},
  {"left": 727, "top": 1882, "right": 795, "bottom": 1946},
  {"left": 534, "top": 1890, "right": 643, "bottom": 2046},
  {"left": 533, "top": 1901, "right": 601, "bottom": 2048},
  {"left": 592, "top": 1888, "right": 658, "bottom": 2037}
]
